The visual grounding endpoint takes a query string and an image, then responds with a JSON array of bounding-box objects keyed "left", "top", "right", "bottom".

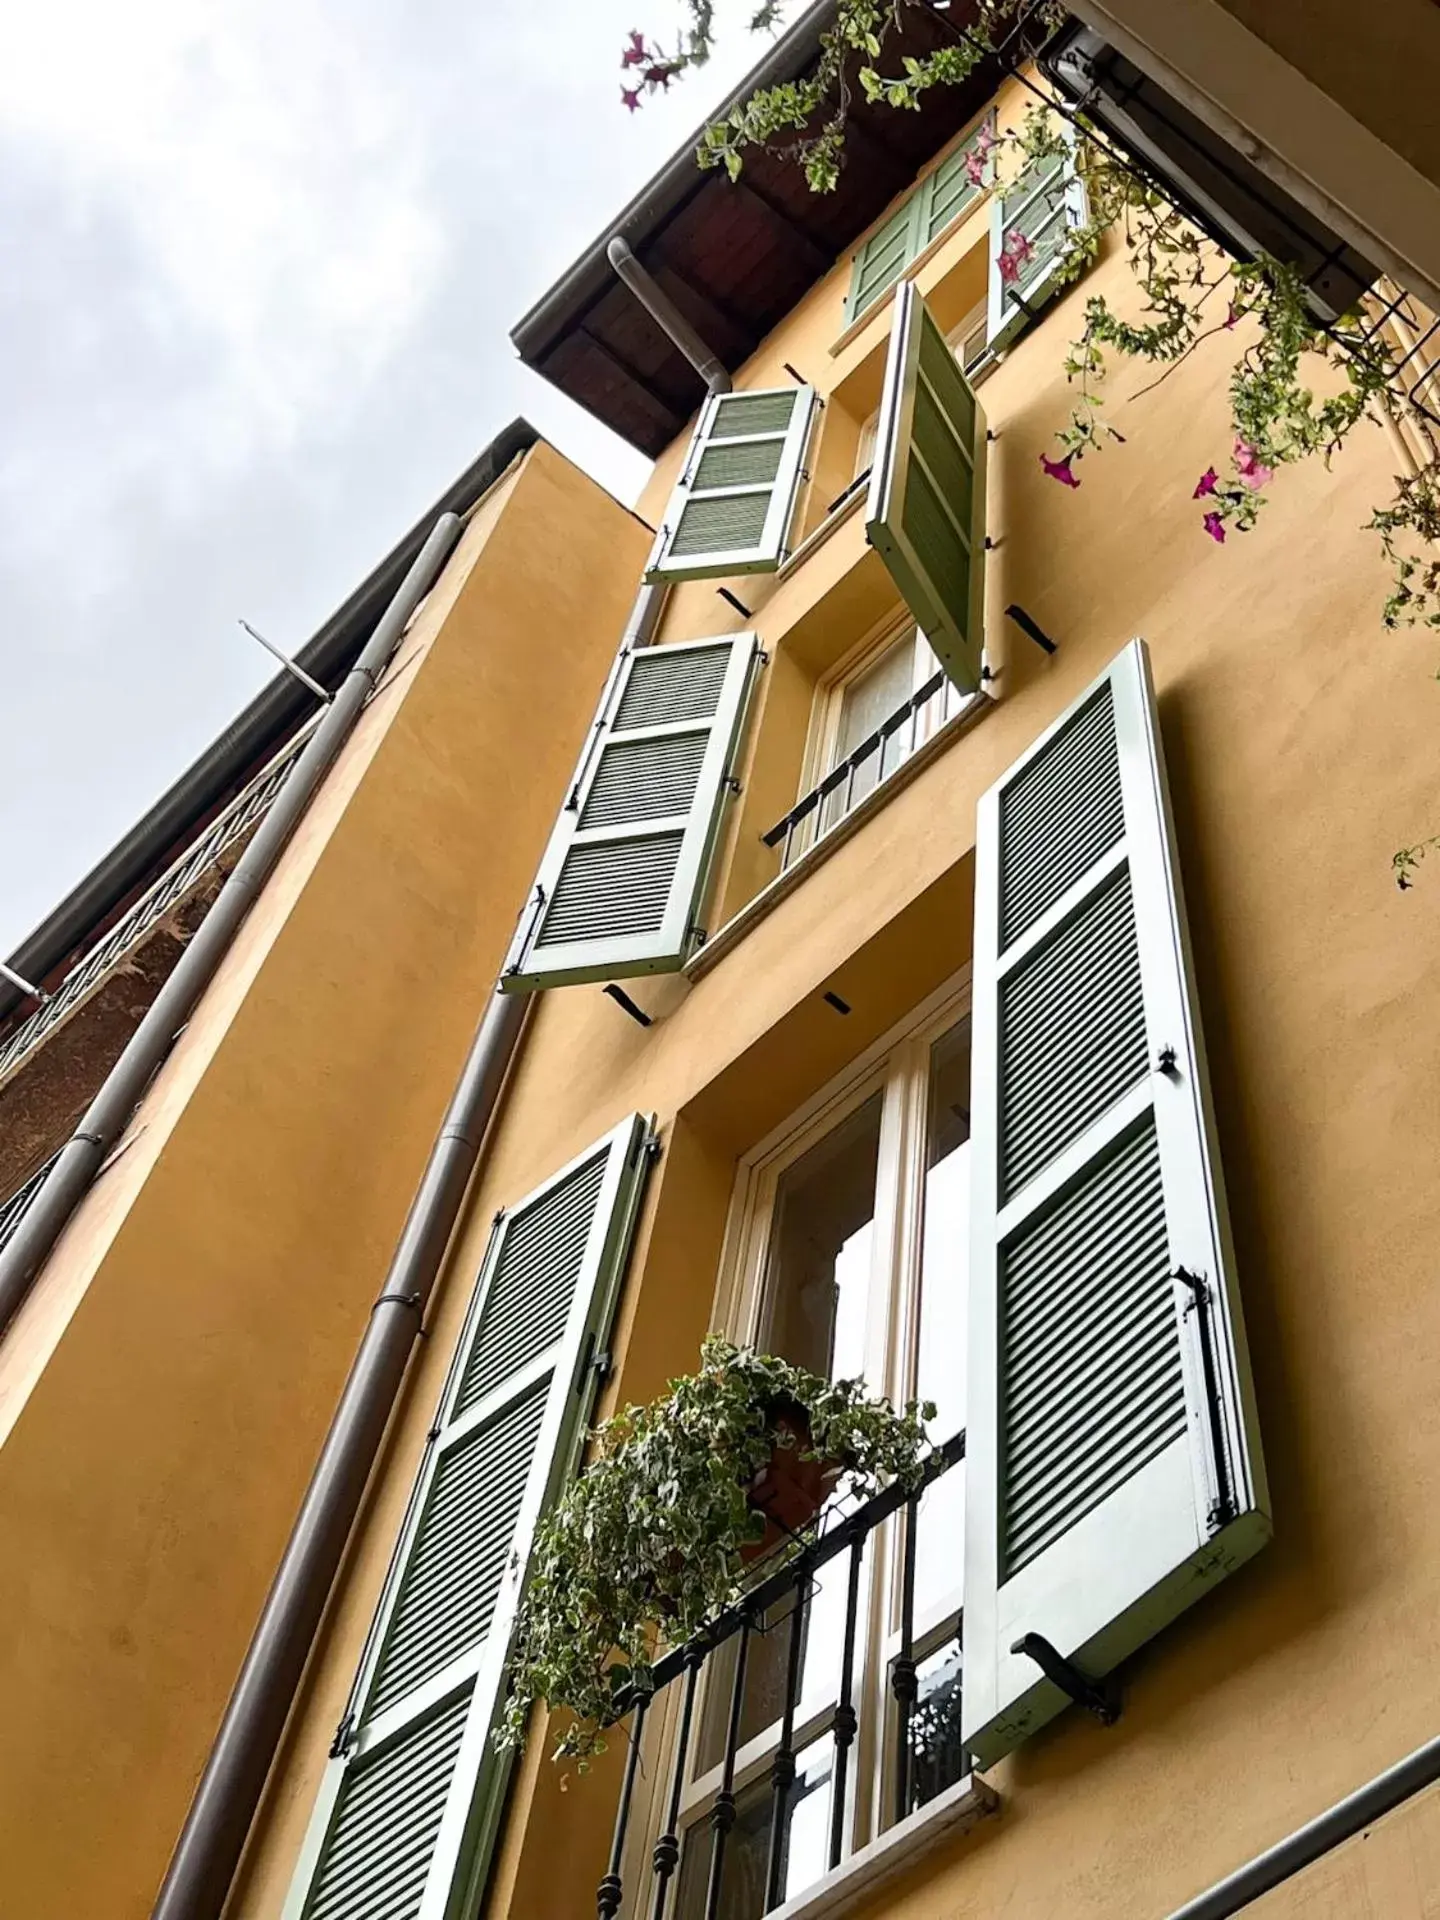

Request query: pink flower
[
  {"left": 997, "top": 230, "right": 1034, "bottom": 285},
  {"left": 1193, "top": 466, "right": 1218, "bottom": 498},
  {"left": 644, "top": 59, "right": 678, "bottom": 90},
  {"left": 965, "top": 150, "right": 987, "bottom": 187},
  {"left": 975, "top": 123, "right": 997, "bottom": 157},
  {"left": 1234, "top": 436, "right": 1274, "bottom": 490},
  {"left": 1203, "top": 511, "right": 1226, "bottom": 543},
  {"left": 621, "top": 84, "right": 642, "bottom": 111},
  {"left": 1224, "top": 300, "right": 1241, "bottom": 329},
  {"left": 1040, "top": 452, "right": 1080, "bottom": 488},
  {"left": 621, "top": 29, "right": 648, "bottom": 66}
]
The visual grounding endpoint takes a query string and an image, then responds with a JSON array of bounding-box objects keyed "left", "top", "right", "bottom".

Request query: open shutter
[
  {"left": 962, "top": 640, "right": 1269, "bottom": 1769},
  {"left": 503, "top": 633, "right": 759, "bottom": 991},
  {"left": 644, "top": 387, "right": 815, "bottom": 583},
  {"left": 986, "top": 126, "right": 1088, "bottom": 353},
  {"left": 866, "top": 280, "right": 988, "bottom": 696},
  {"left": 845, "top": 117, "right": 996, "bottom": 326},
  {"left": 284, "top": 1116, "right": 653, "bottom": 1920}
]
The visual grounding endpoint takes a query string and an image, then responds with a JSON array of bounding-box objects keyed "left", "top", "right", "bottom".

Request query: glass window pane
[
  {"left": 914, "top": 1021, "right": 970, "bottom": 1621},
  {"left": 761, "top": 1094, "right": 882, "bottom": 1383},
  {"left": 820, "top": 639, "right": 915, "bottom": 832},
  {"left": 896, "top": 1633, "right": 965, "bottom": 1820},
  {"left": 675, "top": 1743, "right": 833, "bottom": 1920}
]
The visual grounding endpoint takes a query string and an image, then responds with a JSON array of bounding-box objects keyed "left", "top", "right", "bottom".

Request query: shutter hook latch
[{"left": 1009, "top": 1632, "right": 1121, "bottom": 1726}]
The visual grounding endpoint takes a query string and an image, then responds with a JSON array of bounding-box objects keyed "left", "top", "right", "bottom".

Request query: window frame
[{"left": 675, "top": 968, "right": 974, "bottom": 1901}]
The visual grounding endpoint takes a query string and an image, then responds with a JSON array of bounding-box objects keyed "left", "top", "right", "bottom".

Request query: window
[
  {"left": 765, "top": 622, "right": 977, "bottom": 874},
  {"left": 668, "top": 985, "right": 974, "bottom": 1919},
  {"left": 845, "top": 115, "right": 997, "bottom": 327}
]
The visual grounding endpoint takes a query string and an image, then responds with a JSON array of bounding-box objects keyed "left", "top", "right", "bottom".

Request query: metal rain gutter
[
  {"left": 0, "top": 514, "right": 466, "bottom": 1337},
  {"left": 150, "top": 253, "right": 731, "bottom": 1920}
]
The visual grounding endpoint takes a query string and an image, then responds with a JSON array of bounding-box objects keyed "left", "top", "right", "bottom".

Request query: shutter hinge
[
  {"left": 329, "top": 1711, "right": 356, "bottom": 1759},
  {"left": 724, "top": 775, "right": 742, "bottom": 795},
  {"left": 1155, "top": 1045, "right": 1179, "bottom": 1078}
]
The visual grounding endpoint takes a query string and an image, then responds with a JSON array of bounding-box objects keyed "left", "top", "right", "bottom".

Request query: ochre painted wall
[
  {"left": 0, "top": 442, "right": 650, "bottom": 1920},
  {"left": 212, "top": 73, "right": 1440, "bottom": 1920}
]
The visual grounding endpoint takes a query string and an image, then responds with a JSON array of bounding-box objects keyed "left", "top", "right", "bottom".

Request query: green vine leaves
[{"left": 498, "top": 1336, "right": 934, "bottom": 1765}]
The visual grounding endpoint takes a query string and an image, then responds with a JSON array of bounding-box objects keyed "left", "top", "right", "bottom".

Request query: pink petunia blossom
[
  {"left": 1203, "top": 511, "right": 1226, "bottom": 543},
  {"left": 1225, "top": 300, "right": 1241, "bottom": 329},
  {"left": 997, "top": 230, "right": 1034, "bottom": 285},
  {"left": 1234, "top": 436, "right": 1274, "bottom": 489},
  {"left": 621, "top": 29, "right": 648, "bottom": 65},
  {"left": 621, "top": 84, "right": 642, "bottom": 111},
  {"left": 965, "top": 150, "right": 987, "bottom": 187},
  {"left": 1193, "top": 467, "right": 1218, "bottom": 498},
  {"left": 644, "top": 59, "right": 678, "bottom": 90},
  {"left": 1040, "top": 452, "right": 1080, "bottom": 488}
]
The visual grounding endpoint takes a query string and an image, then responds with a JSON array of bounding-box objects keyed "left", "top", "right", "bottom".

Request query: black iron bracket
[
  {"left": 603, "top": 983, "right": 653, "bottom": 1028},
  {"left": 1005, "top": 604, "right": 1058, "bottom": 654},
  {"left": 1010, "top": 1632, "right": 1121, "bottom": 1725}
]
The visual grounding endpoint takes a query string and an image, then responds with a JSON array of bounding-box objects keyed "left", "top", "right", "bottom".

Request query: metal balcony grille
[
  {"left": 0, "top": 717, "right": 321, "bottom": 1087},
  {"left": 594, "top": 1431, "right": 966, "bottom": 1920},
  {"left": 763, "top": 672, "right": 974, "bottom": 874},
  {"left": 0, "top": 1151, "right": 62, "bottom": 1254}
]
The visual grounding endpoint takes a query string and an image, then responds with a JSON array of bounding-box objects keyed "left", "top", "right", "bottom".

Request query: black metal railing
[
  {"left": 763, "top": 673, "right": 971, "bottom": 874},
  {"left": 0, "top": 1150, "right": 62, "bottom": 1256},
  {"left": 594, "top": 1430, "right": 965, "bottom": 1920}
]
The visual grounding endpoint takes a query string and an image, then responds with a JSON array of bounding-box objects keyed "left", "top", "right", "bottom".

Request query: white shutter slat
[
  {"left": 285, "top": 1115, "right": 653, "bottom": 1920},
  {"left": 963, "top": 640, "right": 1269, "bottom": 1769},
  {"left": 504, "top": 634, "right": 759, "bottom": 990},
  {"left": 644, "top": 388, "right": 815, "bottom": 582},
  {"left": 866, "top": 281, "right": 989, "bottom": 694}
]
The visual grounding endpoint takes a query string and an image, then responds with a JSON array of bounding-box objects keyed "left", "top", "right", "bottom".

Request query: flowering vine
[{"left": 617, "top": 0, "right": 1440, "bottom": 873}]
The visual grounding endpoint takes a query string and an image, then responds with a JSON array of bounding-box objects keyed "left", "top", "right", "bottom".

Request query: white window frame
[{"left": 652, "top": 970, "right": 975, "bottom": 1905}]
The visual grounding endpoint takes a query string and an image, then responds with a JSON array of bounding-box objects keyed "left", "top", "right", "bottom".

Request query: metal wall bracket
[
  {"left": 1004, "top": 604, "right": 1058, "bottom": 654},
  {"left": 1010, "top": 1632, "right": 1121, "bottom": 1725}
]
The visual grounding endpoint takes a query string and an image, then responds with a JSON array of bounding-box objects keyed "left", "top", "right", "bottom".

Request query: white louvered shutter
[
  {"left": 284, "top": 1116, "right": 653, "bottom": 1920},
  {"left": 866, "top": 281, "right": 989, "bottom": 695},
  {"left": 644, "top": 388, "right": 815, "bottom": 582},
  {"left": 962, "top": 640, "right": 1269, "bottom": 1769},
  {"left": 986, "top": 126, "right": 1088, "bottom": 353},
  {"left": 503, "top": 633, "right": 759, "bottom": 991}
]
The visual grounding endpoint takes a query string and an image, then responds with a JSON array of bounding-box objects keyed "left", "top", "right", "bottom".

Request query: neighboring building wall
[
  {"left": 0, "top": 441, "right": 651, "bottom": 1919},
  {"left": 234, "top": 70, "right": 1440, "bottom": 1920}
]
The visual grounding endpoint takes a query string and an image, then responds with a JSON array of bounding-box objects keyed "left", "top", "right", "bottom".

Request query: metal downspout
[
  {"left": 0, "top": 514, "right": 465, "bottom": 1339},
  {"left": 606, "top": 236, "right": 733, "bottom": 396},
  {"left": 153, "top": 256, "right": 729, "bottom": 1920},
  {"left": 1165, "top": 1730, "right": 1440, "bottom": 1920}
]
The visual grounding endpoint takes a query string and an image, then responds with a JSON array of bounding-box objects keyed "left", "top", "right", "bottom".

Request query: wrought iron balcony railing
[
  {"left": 594, "top": 1429, "right": 968, "bottom": 1920},
  {"left": 0, "top": 1150, "right": 62, "bottom": 1255},
  {"left": 0, "top": 716, "right": 321, "bottom": 1088},
  {"left": 763, "top": 673, "right": 974, "bottom": 874}
]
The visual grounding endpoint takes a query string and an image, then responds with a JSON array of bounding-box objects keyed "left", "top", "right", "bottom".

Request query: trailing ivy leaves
[{"left": 497, "top": 1335, "right": 934, "bottom": 1765}]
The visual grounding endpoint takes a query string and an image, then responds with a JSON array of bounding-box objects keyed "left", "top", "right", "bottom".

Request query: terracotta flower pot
[{"left": 739, "top": 1400, "right": 844, "bottom": 1566}]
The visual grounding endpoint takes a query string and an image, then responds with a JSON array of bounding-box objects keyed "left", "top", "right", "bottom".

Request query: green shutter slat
[
  {"left": 707, "top": 391, "right": 798, "bottom": 437},
  {"left": 865, "top": 282, "right": 989, "bottom": 696},
  {"left": 305, "top": 1692, "right": 470, "bottom": 1920},
  {"left": 669, "top": 491, "right": 773, "bottom": 559},
  {"left": 367, "top": 1391, "right": 547, "bottom": 1720},
  {"left": 614, "top": 644, "right": 731, "bottom": 730},
  {"left": 998, "top": 684, "right": 1124, "bottom": 944},
  {"left": 999, "top": 869, "right": 1148, "bottom": 1197},
  {"left": 1001, "top": 1122, "right": 1183, "bottom": 1575},
  {"left": 580, "top": 732, "right": 710, "bottom": 830},
  {"left": 454, "top": 1151, "right": 610, "bottom": 1416},
  {"left": 536, "top": 834, "right": 685, "bottom": 948}
]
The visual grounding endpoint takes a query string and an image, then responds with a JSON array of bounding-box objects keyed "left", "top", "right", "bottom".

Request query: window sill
[
  {"left": 686, "top": 690, "right": 994, "bottom": 982},
  {"left": 766, "top": 1773, "right": 1000, "bottom": 1920}
]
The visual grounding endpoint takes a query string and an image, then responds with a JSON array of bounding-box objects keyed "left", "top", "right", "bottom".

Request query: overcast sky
[{"left": 0, "top": 0, "right": 771, "bottom": 958}]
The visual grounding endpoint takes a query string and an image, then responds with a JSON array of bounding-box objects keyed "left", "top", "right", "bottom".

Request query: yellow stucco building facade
[{"left": 4, "top": 9, "right": 1440, "bottom": 1920}]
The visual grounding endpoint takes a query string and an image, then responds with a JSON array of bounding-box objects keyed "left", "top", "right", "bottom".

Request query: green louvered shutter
[
  {"left": 644, "top": 388, "right": 815, "bottom": 583},
  {"left": 962, "top": 641, "right": 1269, "bottom": 1769},
  {"left": 502, "top": 634, "right": 759, "bottom": 991},
  {"left": 284, "top": 1116, "right": 653, "bottom": 1920},
  {"left": 845, "top": 117, "right": 996, "bottom": 326},
  {"left": 986, "top": 126, "right": 1088, "bottom": 352},
  {"left": 865, "top": 280, "right": 989, "bottom": 695}
]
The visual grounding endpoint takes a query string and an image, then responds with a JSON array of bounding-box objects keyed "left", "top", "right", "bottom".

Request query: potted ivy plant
[{"left": 498, "top": 1335, "right": 934, "bottom": 1763}]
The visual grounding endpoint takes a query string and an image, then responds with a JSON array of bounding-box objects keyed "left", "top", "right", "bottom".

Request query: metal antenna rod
[
  {"left": 237, "top": 621, "right": 334, "bottom": 703},
  {"left": 0, "top": 961, "right": 47, "bottom": 1002}
]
